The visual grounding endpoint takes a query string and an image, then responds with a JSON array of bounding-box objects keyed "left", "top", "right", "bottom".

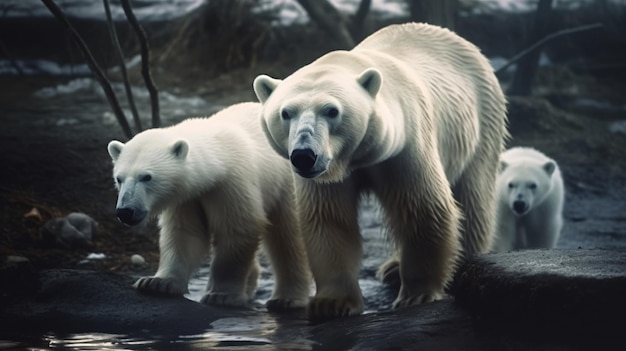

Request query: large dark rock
[
  {"left": 0, "top": 269, "right": 236, "bottom": 335},
  {"left": 452, "top": 249, "right": 626, "bottom": 340}
]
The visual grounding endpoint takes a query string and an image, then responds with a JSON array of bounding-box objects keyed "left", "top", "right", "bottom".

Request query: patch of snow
[
  {"left": 573, "top": 98, "right": 625, "bottom": 111},
  {"left": 609, "top": 121, "right": 626, "bottom": 135},
  {"left": 489, "top": 56, "right": 514, "bottom": 72},
  {"left": 0, "top": 0, "right": 207, "bottom": 21},
  {"left": 86, "top": 253, "right": 106, "bottom": 260},
  {"left": 55, "top": 118, "right": 80, "bottom": 126},
  {"left": 34, "top": 78, "right": 94, "bottom": 98},
  {"left": 0, "top": 59, "right": 91, "bottom": 76}
]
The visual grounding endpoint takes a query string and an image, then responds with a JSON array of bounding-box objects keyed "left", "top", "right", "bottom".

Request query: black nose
[
  {"left": 290, "top": 149, "right": 317, "bottom": 172},
  {"left": 116, "top": 207, "right": 139, "bottom": 226},
  {"left": 513, "top": 200, "right": 527, "bottom": 214}
]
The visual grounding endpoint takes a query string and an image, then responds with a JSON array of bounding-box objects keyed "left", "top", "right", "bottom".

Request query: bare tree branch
[
  {"left": 41, "top": 0, "right": 133, "bottom": 139},
  {"left": 103, "top": 0, "right": 142, "bottom": 133},
  {"left": 496, "top": 23, "right": 604, "bottom": 77},
  {"left": 296, "top": 0, "right": 355, "bottom": 49},
  {"left": 351, "top": 0, "right": 371, "bottom": 39},
  {"left": 354, "top": 0, "right": 371, "bottom": 29},
  {"left": 120, "top": 0, "right": 160, "bottom": 128},
  {"left": 508, "top": 0, "right": 553, "bottom": 96}
]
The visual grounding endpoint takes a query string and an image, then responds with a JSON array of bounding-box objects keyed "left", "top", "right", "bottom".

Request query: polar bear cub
[
  {"left": 107, "top": 102, "right": 310, "bottom": 311},
  {"left": 254, "top": 23, "right": 508, "bottom": 320},
  {"left": 492, "top": 147, "right": 565, "bottom": 252}
]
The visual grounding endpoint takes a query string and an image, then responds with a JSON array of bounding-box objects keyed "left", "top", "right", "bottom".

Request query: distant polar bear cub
[
  {"left": 107, "top": 103, "right": 310, "bottom": 311},
  {"left": 254, "top": 23, "right": 508, "bottom": 319},
  {"left": 492, "top": 147, "right": 565, "bottom": 252}
]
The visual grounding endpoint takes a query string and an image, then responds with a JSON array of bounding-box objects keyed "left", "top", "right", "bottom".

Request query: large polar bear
[
  {"left": 253, "top": 23, "right": 508, "bottom": 319},
  {"left": 107, "top": 102, "right": 310, "bottom": 311},
  {"left": 492, "top": 147, "right": 564, "bottom": 252}
]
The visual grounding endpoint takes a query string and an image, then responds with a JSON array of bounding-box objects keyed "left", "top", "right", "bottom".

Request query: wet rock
[
  {"left": 40, "top": 212, "right": 98, "bottom": 249},
  {"left": 451, "top": 249, "right": 626, "bottom": 339},
  {"left": 308, "top": 301, "right": 490, "bottom": 350},
  {"left": 0, "top": 269, "right": 235, "bottom": 335}
]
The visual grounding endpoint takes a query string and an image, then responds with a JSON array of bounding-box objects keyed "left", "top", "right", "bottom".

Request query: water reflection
[{"left": 2, "top": 316, "right": 316, "bottom": 350}]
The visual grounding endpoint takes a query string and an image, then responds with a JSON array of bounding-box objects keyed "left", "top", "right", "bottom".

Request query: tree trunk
[
  {"left": 509, "top": 0, "right": 554, "bottom": 96},
  {"left": 408, "top": 0, "right": 457, "bottom": 30},
  {"left": 350, "top": 0, "right": 371, "bottom": 41},
  {"left": 296, "top": 0, "right": 355, "bottom": 49}
]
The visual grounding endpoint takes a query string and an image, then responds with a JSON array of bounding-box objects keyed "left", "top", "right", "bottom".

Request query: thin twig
[
  {"left": 103, "top": 0, "right": 142, "bottom": 133},
  {"left": 120, "top": 0, "right": 160, "bottom": 128},
  {"left": 40, "top": 0, "right": 133, "bottom": 139},
  {"left": 496, "top": 22, "right": 603, "bottom": 76}
]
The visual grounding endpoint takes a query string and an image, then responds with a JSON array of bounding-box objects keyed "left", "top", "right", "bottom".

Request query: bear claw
[
  {"left": 200, "top": 292, "right": 249, "bottom": 307},
  {"left": 266, "top": 298, "right": 307, "bottom": 312},
  {"left": 306, "top": 297, "right": 362, "bottom": 322},
  {"left": 392, "top": 292, "right": 441, "bottom": 309},
  {"left": 133, "top": 276, "right": 187, "bottom": 296}
]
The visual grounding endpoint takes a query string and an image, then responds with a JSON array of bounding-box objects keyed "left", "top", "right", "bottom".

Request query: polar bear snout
[
  {"left": 290, "top": 148, "right": 317, "bottom": 173},
  {"left": 116, "top": 207, "right": 147, "bottom": 226},
  {"left": 290, "top": 148, "right": 330, "bottom": 179},
  {"left": 513, "top": 200, "right": 529, "bottom": 215}
]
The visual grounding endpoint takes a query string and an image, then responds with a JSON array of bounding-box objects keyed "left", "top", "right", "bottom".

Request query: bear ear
[
  {"left": 253, "top": 75, "right": 282, "bottom": 103},
  {"left": 543, "top": 161, "right": 556, "bottom": 176},
  {"left": 357, "top": 68, "right": 383, "bottom": 98},
  {"left": 171, "top": 140, "right": 189, "bottom": 160},
  {"left": 107, "top": 140, "right": 125, "bottom": 162},
  {"left": 499, "top": 160, "right": 509, "bottom": 173}
]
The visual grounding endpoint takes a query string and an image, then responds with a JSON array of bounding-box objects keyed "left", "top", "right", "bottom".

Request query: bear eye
[
  {"left": 323, "top": 106, "right": 339, "bottom": 118},
  {"left": 528, "top": 183, "right": 537, "bottom": 190},
  {"left": 139, "top": 174, "right": 152, "bottom": 182},
  {"left": 115, "top": 177, "right": 122, "bottom": 185},
  {"left": 280, "top": 109, "right": 291, "bottom": 120},
  {"left": 508, "top": 182, "right": 515, "bottom": 189}
]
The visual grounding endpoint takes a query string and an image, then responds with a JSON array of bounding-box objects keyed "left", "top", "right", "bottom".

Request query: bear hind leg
[
  {"left": 201, "top": 228, "right": 261, "bottom": 308},
  {"left": 453, "top": 155, "right": 499, "bottom": 255}
]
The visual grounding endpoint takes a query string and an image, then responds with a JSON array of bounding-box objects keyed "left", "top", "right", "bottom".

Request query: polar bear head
[
  {"left": 253, "top": 64, "right": 383, "bottom": 183},
  {"left": 497, "top": 158, "right": 557, "bottom": 216},
  {"left": 107, "top": 131, "right": 189, "bottom": 226}
]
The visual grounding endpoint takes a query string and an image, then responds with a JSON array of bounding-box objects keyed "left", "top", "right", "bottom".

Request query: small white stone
[
  {"left": 86, "top": 252, "right": 106, "bottom": 260},
  {"left": 7, "top": 255, "right": 29, "bottom": 263},
  {"left": 131, "top": 254, "right": 145, "bottom": 266}
]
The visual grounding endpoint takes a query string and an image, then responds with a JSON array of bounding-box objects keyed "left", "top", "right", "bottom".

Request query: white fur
[
  {"left": 254, "top": 23, "right": 508, "bottom": 319},
  {"left": 492, "top": 147, "right": 564, "bottom": 252},
  {"left": 107, "top": 102, "right": 310, "bottom": 311}
]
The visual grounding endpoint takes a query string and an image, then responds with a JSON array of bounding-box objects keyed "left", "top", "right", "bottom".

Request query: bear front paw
[
  {"left": 266, "top": 297, "right": 307, "bottom": 313},
  {"left": 134, "top": 276, "right": 187, "bottom": 295},
  {"left": 307, "top": 297, "right": 363, "bottom": 322},
  {"left": 200, "top": 292, "right": 249, "bottom": 308},
  {"left": 392, "top": 291, "right": 442, "bottom": 309}
]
